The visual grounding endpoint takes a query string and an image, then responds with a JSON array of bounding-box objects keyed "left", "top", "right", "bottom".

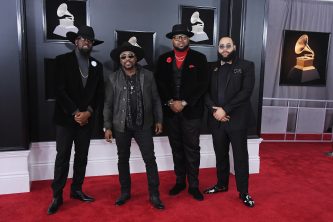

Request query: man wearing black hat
[
  {"left": 47, "top": 26, "right": 104, "bottom": 215},
  {"left": 103, "top": 42, "right": 164, "bottom": 209},
  {"left": 154, "top": 24, "right": 209, "bottom": 201}
]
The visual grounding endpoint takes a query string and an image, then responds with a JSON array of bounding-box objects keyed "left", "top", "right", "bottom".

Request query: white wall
[{"left": 0, "top": 136, "right": 262, "bottom": 194}]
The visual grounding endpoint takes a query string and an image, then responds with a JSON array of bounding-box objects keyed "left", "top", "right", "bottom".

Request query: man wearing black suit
[
  {"left": 204, "top": 37, "right": 255, "bottom": 207},
  {"left": 47, "top": 26, "right": 104, "bottom": 214},
  {"left": 155, "top": 24, "right": 209, "bottom": 201}
]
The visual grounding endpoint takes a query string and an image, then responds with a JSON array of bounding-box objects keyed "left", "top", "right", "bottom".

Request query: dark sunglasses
[
  {"left": 219, "top": 44, "right": 233, "bottom": 50},
  {"left": 120, "top": 54, "right": 135, "bottom": 60},
  {"left": 78, "top": 37, "right": 94, "bottom": 44}
]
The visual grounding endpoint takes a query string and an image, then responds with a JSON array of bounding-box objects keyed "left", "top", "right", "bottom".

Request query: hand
[
  {"left": 74, "top": 111, "right": 91, "bottom": 126},
  {"left": 169, "top": 100, "right": 184, "bottom": 113},
  {"left": 104, "top": 129, "right": 113, "bottom": 143},
  {"left": 212, "top": 106, "right": 230, "bottom": 122},
  {"left": 155, "top": 123, "right": 163, "bottom": 135}
]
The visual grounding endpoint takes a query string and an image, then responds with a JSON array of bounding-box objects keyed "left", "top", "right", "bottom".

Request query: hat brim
[
  {"left": 166, "top": 31, "right": 194, "bottom": 39},
  {"left": 110, "top": 45, "right": 144, "bottom": 63},
  {"left": 66, "top": 32, "right": 104, "bottom": 46}
]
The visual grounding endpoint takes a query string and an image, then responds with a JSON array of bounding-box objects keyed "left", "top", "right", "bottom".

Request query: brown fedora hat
[
  {"left": 166, "top": 24, "right": 194, "bottom": 39},
  {"left": 66, "top": 25, "right": 104, "bottom": 46}
]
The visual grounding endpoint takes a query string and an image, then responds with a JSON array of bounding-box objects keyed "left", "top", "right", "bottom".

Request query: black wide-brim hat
[
  {"left": 67, "top": 25, "right": 104, "bottom": 46},
  {"left": 110, "top": 42, "right": 144, "bottom": 62},
  {"left": 166, "top": 24, "right": 194, "bottom": 39}
]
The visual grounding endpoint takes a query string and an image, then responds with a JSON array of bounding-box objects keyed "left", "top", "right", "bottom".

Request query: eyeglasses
[
  {"left": 173, "top": 35, "right": 189, "bottom": 41},
  {"left": 120, "top": 54, "right": 135, "bottom": 60},
  {"left": 219, "top": 44, "right": 233, "bottom": 50},
  {"left": 78, "top": 37, "right": 94, "bottom": 44}
]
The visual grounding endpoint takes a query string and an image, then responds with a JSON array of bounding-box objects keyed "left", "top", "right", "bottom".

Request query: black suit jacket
[
  {"left": 205, "top": 58, "right": 255, "bottom": 130},
  {"left": 154, "top": 49, "right": 209, "bottom": 119},
  {"left": 54, "top": 51, "right": 104, "bottom": 126}
]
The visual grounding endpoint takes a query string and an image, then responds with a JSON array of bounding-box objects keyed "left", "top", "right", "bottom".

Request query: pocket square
[{"left": 233, "top": 68, "right": 242, "bottom": 74}]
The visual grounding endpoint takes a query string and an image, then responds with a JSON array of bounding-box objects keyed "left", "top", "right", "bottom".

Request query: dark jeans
[
  {"left": 51, "top": 124, "right": 92, "bottom": 197},
  {"left": 164, "top": 113, "right": 202, "bottom": 188},
  {"left": 114, "top": 129, "right": 160, "bottom": 197},
  {"left": 211, "top": 127, "right": 249, "bottom": 194}
]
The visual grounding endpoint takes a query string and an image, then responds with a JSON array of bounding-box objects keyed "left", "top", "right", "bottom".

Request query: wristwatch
[{"left": 181, "top": 100, "right": 187, "bottom": 106}]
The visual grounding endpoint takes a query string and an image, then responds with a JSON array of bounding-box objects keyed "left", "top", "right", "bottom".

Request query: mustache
[{"left": 174, "top": 44, "right": 189, "bottom": 52}]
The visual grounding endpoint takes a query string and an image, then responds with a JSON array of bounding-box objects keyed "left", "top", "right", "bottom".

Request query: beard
[
  {"left": 219, "top": 50, "right": 236, "bottom": 62},
  {"left": 78, "top": 46, "right": 92, "bottom": 56},
  {"left": 174, "top": 44, "right": 189, "bottom": 52}
]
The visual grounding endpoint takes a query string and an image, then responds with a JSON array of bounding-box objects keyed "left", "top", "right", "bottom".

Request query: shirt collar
[{"left": 220, "top": 60, "right": 232, "bottom": 66}]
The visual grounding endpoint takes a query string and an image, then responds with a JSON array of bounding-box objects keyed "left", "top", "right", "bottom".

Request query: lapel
[
  {"left": 225, "top": 58, "right": 238, "bottom": 89},
  {"left": 163, "top": 51, "right": 175, "bottom": 82},
  {"left": 181, "top": 50, "right": 190, "bottom": 70},
  {"left": 85, "top": 57, "right": 94, "bottom": 89},
  {"left": 139, "top": 67, "right": 144, "bottom": 93},
  {"left": 179, "top": 49, "right": 193, "bottom": 81},
  {"left": 211, "top": 62, "right": 220, "bottom": 94}
]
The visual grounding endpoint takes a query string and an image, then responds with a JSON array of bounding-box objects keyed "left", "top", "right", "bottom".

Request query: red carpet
[{"left": 1, "top": 142, "right": 333, "bottom": 222}]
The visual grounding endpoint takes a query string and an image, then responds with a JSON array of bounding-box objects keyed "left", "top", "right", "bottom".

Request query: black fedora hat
[
  {"left": 166, "top": 24, "right": 194, "bottom": 39},
  {"left": 67, "top": 25, "right": 104, "bottom": 46},
  {"left": 110, "top": 42, "right": 144, "bottom": 62}
]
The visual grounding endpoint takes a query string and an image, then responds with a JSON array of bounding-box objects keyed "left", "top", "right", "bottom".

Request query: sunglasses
[
  {"left": 173, "top": 35, "right": 189, "bottom": 41},
  {"left": 120, "top": 54, "right": 136, "bottom": 60},
  {"left": 78, "top": 37, "right": 94, "bottom": 44},
  {"left": 219, "top": 44, "right": 233, "bottom": 50}
]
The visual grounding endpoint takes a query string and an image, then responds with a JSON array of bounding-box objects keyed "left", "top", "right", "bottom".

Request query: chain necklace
[
  {"left": 79, "top": 62, "right": 89, "bottom": 78},
  {"left": 175, "top": 55, "right": 186, "bottom": 61},
  {"left": 127, "top": 75, "right": 136, "bottom": 95}
]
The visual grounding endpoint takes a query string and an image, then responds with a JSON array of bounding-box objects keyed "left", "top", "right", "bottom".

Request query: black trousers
[
  {"left": 51, "top": 124, "right": 92, "bottom": 197},
  {"left": 211, "top": 127, "right": 249, "bottom": 194},
  {"left": 165, "top": 114, "right": 202, "bottom": 188},
  {"left": 114, "top": 129, "right": 160, "bottom": 197}
]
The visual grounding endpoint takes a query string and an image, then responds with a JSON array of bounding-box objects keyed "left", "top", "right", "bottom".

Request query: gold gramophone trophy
[{"left": 288, "top": 34, "right": 319, "bottom": 83}]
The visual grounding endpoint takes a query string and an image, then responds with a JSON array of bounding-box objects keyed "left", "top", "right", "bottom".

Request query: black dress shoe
[
  {"left": 47, "top": 197, "right": 63, "bottom": 215},
  {"left": 203, "top": 185, "right": 228, "bottom": 194},
  {"left": 115, "top": 193, "right": 131, "bottom": 206},
  {"left": 169, "top": 183, "right": 186, "bottom": 196},
  {"left": 188, "top": 188, "right": 204, "bottom": 201},
  {"left": 150, "top": 196, "right": 165, "bottom": 210},
  {"left": 70, "top": 190, "right": 95, "bottom": 202},
  {"left": 239, "top": 193, "right": 255, "bottom": 207}
]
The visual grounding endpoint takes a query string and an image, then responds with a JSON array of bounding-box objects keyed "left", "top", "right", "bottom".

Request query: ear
[
  {"left": 233, "top": 45, "right": 236, "bottom": 51},
  {"left": 75, "top": 39, "right": 78, "bottom": 46}
]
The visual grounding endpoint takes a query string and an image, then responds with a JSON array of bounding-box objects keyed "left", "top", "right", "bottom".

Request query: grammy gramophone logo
[
  {"left": 53, "top": 3, "right": 78, "bottom": 37},
  {"left": 288, "top": 34, "right": 319, "bottom": 83}
]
